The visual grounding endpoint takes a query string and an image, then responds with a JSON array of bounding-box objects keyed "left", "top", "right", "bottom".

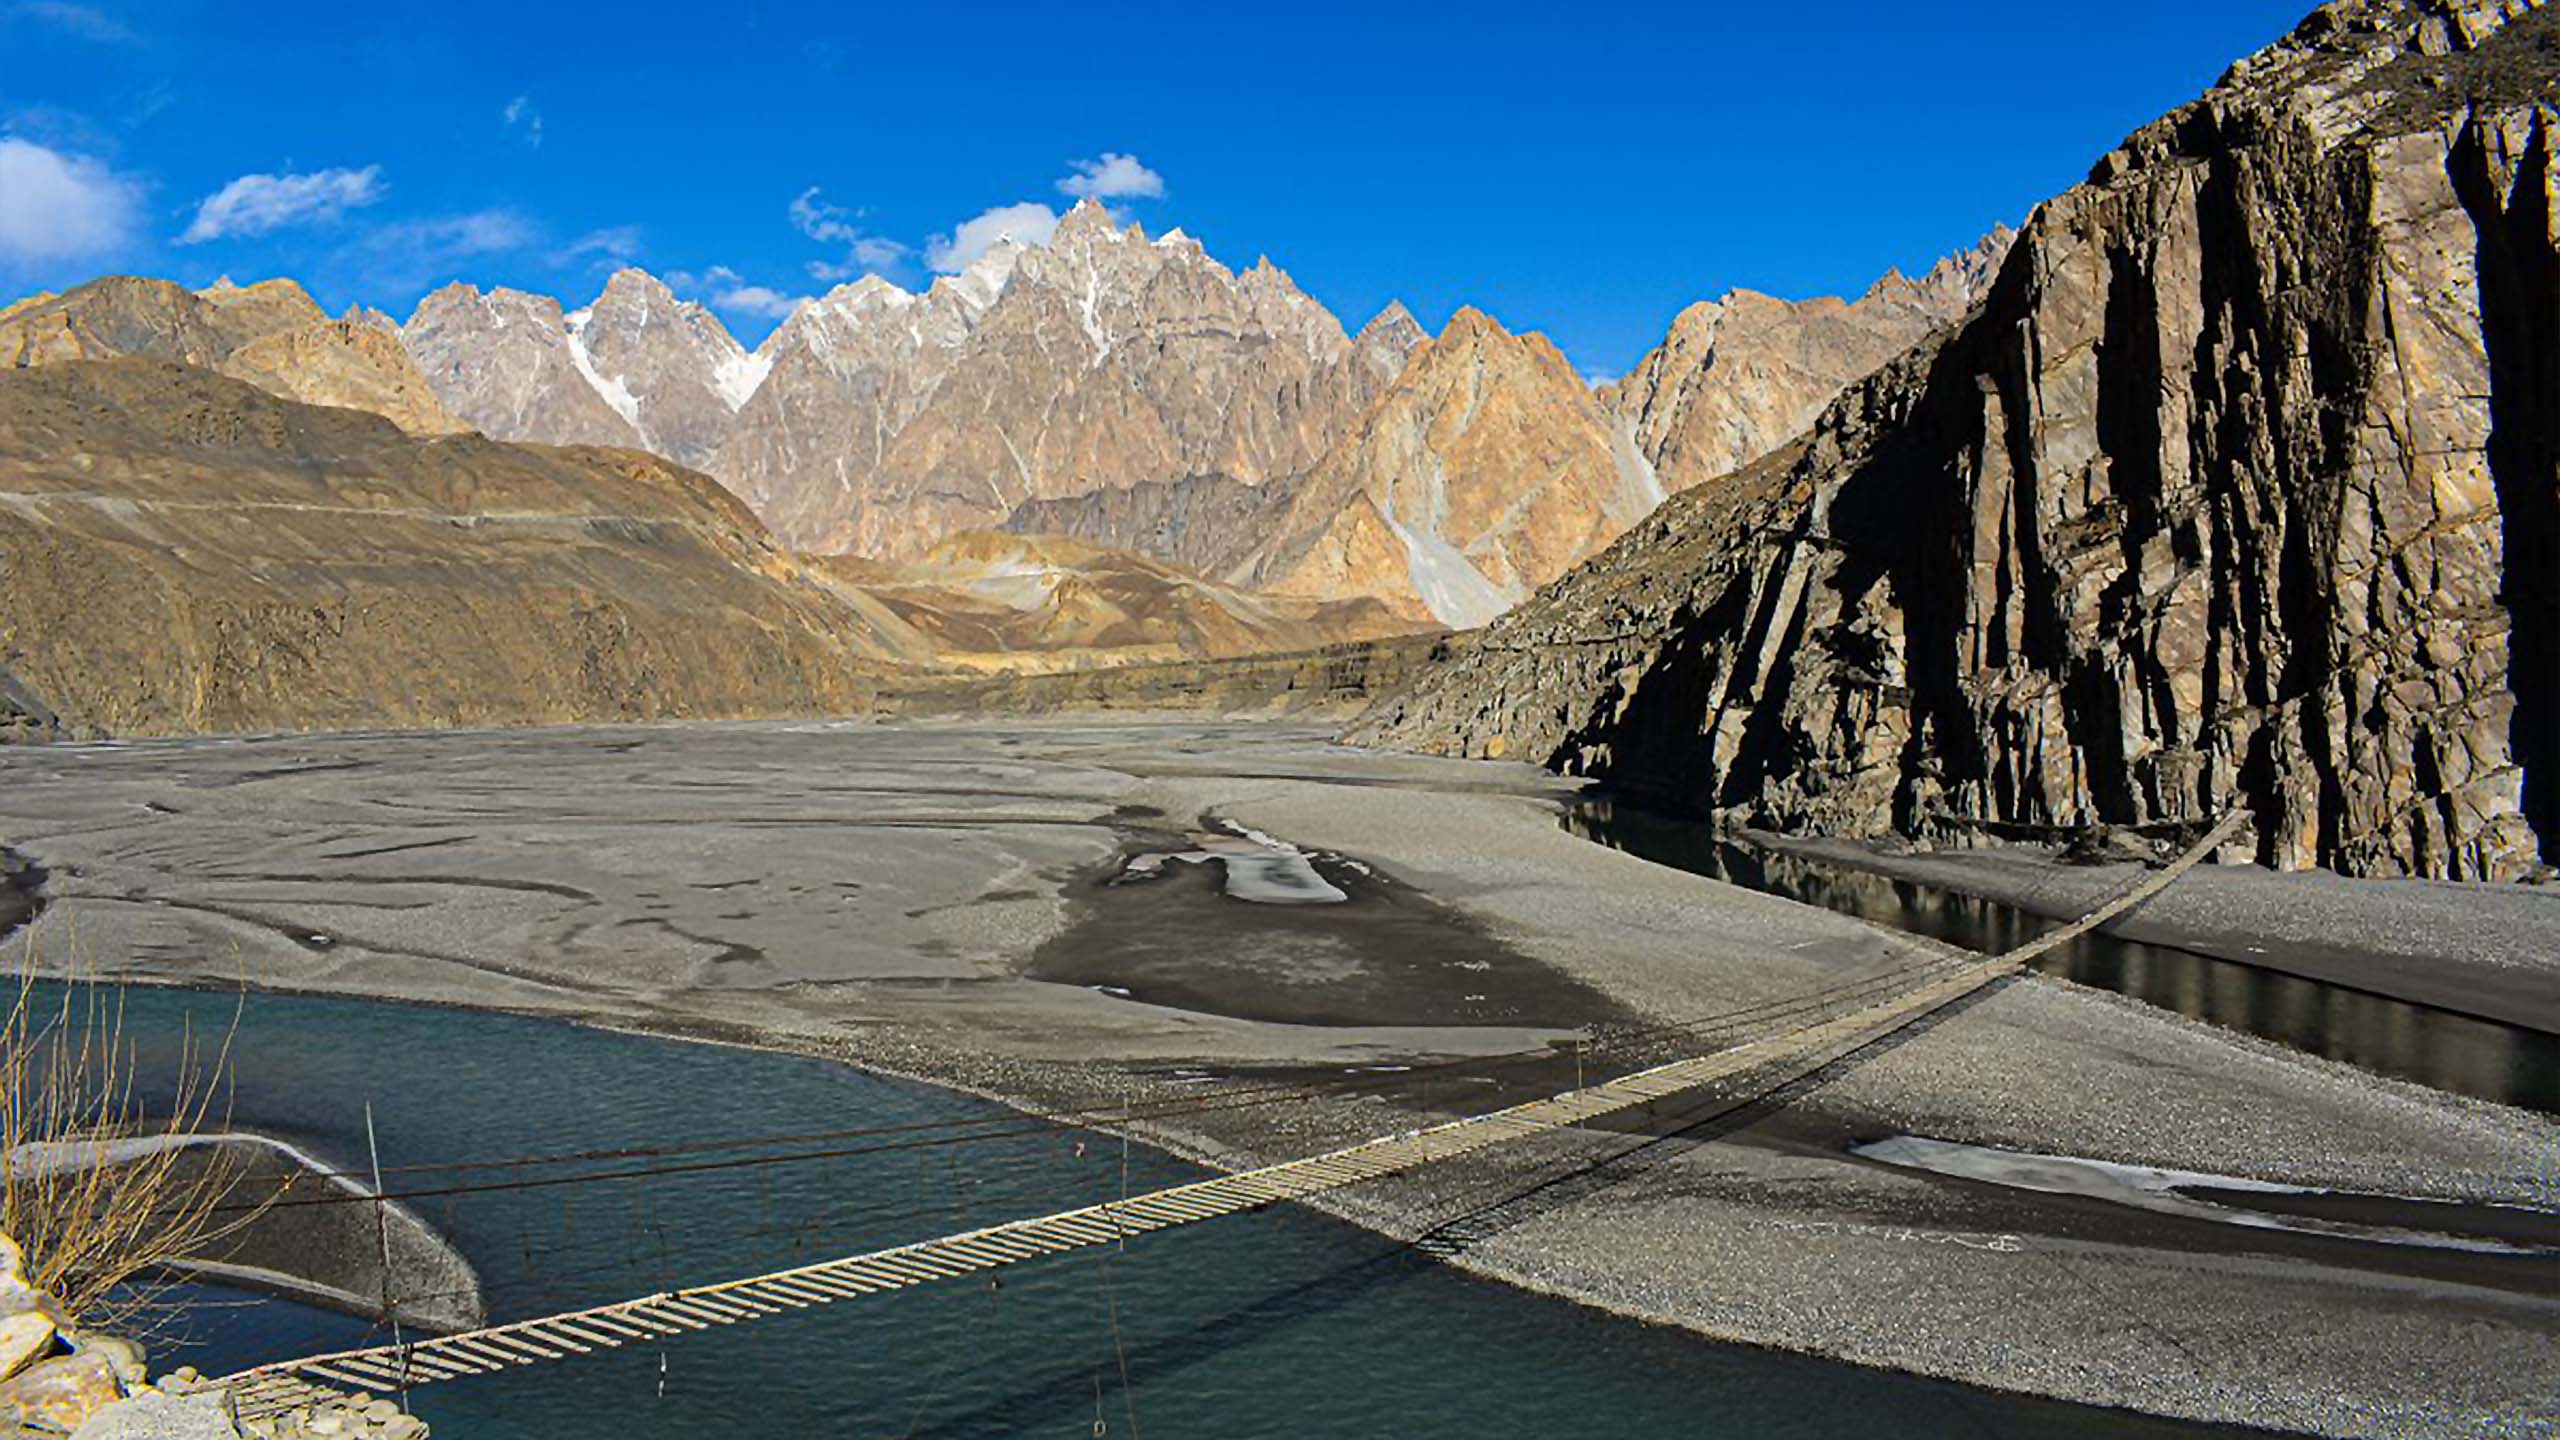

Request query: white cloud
[
  {"left": 924, "top": 201, "right": 1056, "bottom": 274},
  {"left": 1057, "top": 152, "right": 1163, "bottom": 201},
  {"left": 789, "top": 187, "right": 905, "bottom": 281},
  {"left": 671, "top": 265, "right": 806, "bottom": 321},
  {"left": 11, "top": 2, "right": 133, "bottom": 43},
  {"left": 178, "top": 165, "right": 384, "bottom": 244},
  {"left": 502, "top": 95, "right": 543, "bottom": 148},
  {"left": 0, "top": 137, "right": 140, "bottom": 269}
]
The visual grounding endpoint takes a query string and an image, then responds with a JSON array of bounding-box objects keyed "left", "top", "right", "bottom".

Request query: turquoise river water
[{"left": 103, "top": 985, "right": 2257, "bottom": 1439}]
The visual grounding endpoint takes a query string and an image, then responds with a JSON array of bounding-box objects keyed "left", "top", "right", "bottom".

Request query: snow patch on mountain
[{"left": 561, "top": 310, "right": 642, "bottom": 430}]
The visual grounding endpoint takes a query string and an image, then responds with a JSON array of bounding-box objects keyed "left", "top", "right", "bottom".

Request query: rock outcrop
[
  {"left": 1, "top": 278, "right": 463, "bottom": 436},
  {"left": 1354, "top": 0, "right": 2558, "bottom": 881},
  {"left": 0, "top": 360, "right": 891, "bottom": 736},
  {"left": 1603, "top": 229, "right": 2014, "bottom": 495},
  {"left": 1247, "top": 308, "right": 1663, "bottom": 627}
]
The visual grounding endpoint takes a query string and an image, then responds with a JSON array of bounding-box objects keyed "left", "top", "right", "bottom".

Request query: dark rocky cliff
[{"left": 1352, "top": 0, "right": 2557, "bottom": 881}]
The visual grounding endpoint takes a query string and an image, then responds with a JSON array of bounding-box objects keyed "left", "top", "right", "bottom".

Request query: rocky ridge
[
  {"left": 1243, "top": 308, "right": 1664, "bottom": 627},
  {"left": 1, "top": 277, "right": 462, "bottom": 436},
  {"left": 397, "top": 204, "right": 1430, "bottom": 569},
  {"left": 1353, "top": 0, "right": 2558, "bottom": 881},
  {"left": 402, "top": 268, "right": 764, "bottom": 469},
  {"left": 1603, "top": 228, "right": 2015, "bottom": 495},
  {"left": 710, "top": 200, "right": 1428, "bottom": 561}
]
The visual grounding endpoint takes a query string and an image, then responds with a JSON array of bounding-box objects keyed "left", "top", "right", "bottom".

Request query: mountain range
[{"left": 391, "top": 199, "right": 2011, "bottom": 625}]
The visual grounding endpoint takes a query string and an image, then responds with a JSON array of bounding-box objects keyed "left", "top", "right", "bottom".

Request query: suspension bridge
[{"left": 208, "top": 814, "right": 2246, "bottom": 1425}]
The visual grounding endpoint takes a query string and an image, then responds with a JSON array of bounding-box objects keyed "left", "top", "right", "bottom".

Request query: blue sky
[{"left": 3, "top": 0, "right": 2313, "bottom": 376}]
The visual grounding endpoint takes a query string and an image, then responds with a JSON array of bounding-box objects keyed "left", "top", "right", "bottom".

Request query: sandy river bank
[{"left": 2, "top": 719, "right": 2553, "bottom": 1438}]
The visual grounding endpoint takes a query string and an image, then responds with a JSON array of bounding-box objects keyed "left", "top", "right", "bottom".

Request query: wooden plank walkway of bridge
[{"left": 211, "top": 813, "right": 2245, "bottom": 1424}]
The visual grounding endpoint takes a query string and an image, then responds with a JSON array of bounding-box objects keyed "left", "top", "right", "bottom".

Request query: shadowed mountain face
[
  {"left": 0, "top": 359, "right": 893, "bottom": 736},
  {"left": 1354, "top": 0, "right": 2559, "bottom": 882}
]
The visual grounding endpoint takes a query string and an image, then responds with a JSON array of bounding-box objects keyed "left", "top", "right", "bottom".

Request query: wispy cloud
[
  {"left": 1057, "top": 152, "right": 1163, "bottom": 201},
  {"left": 0, "top": 136, "right": 141, "bottom": 272},
  {"left": 10, "top": 2, "right": 134, "bottom": 44},
  {"left": 554, "top": 225, "right": 642, "bottom": 268},
  {"left": 501, "top": 95, "right": 543, "bottom": 149},
  {"left": 669, "top": 264, "right": 806, "bottom": 321},
  {"left": 179, "top": 165, "right": 384, "bottom": 244},
  {"left": 924, "top": 201, "right": 1057, "bottom": 274},
  {"left": 789, "top": 188, "right": 906, "bottom": 281},
  {"left": 340, "top": 209, "right": 536, "bottom": 293}
]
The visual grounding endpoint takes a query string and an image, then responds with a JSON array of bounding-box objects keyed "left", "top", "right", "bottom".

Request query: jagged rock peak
[
  {"left": 1052, "top": 195, "right": 1126, "bottom": 243},
  {"left": 1358, "top": 299, "right": 1422, "bottom": 337}
]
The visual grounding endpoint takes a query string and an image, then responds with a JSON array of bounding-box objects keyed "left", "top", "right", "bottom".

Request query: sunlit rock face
[
  {"left": 1355, "top": 0, "right": 2560, "bottom": 882},
  {"left": 1603, "top": 227, "right": 2013, "bottom": 497},
  {"left": 712, "top": 200, "right": 1427, "bottom": 563},
  {"left": 1245, "top": 308, "right": 1659, "bottom": 629},
  {"left": 2, "top": 276, "right": 463, "bottom": 436}
]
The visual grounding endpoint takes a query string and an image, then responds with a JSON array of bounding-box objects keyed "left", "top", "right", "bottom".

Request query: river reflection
[{"left": 1564, "top": 800, "right": 2560, "bottom": 1114}]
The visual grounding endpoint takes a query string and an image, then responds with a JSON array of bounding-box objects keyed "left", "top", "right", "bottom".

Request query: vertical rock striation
[{"left": 1353, "top": 0, "right": 2558, "bottom": 881}]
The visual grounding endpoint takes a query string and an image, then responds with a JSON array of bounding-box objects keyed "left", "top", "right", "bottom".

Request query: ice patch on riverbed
[
  {"left": 1116, "top": 821, "right": 1349, "bottom": 905},
  {"left": 1855, "top": 1135, "right": 2555, "bottom": 1256}
]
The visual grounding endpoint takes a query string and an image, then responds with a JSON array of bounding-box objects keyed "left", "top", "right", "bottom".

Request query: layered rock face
[
  {"left": 1355, "top": 0, "right": 2558, "bottom": 881},
  {"left": 0, "top": 360, "right": 888, "bottom": 736},
  {"left": 1, "top": 277, "right": 462, "bottom": 435},
  {"left": 1246, "top": 308, "right": 1663, "bottom": 627},
  {"left": 1604, "top": 229, "right": 2013, "bottom": 494},
  {"left": 714, "top": 201, "right": 1426, "bottom": 561}
]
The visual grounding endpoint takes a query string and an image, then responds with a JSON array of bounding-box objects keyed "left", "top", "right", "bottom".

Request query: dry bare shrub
[{"left": 0, "top": 930, "right": 265, "bottom": 1335}]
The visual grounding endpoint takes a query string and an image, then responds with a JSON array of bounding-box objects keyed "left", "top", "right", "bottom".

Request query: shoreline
[
  {"left": 4, "top": 719, "right": 2554, "bottom": 1437},
  {"left": 1729, "top": 827, "right": 2560, "bottom": 1037}
]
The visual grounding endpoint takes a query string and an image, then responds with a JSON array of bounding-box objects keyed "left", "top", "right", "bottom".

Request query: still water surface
[
  {"left": 103, "top": 985, "right": 2259, "bottom": 1439},
  {"left": 1564, "top": 800, "right": 2560, "bottom": 1114}
]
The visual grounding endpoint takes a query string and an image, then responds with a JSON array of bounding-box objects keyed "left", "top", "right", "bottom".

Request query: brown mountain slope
[
  {"left": 1247, "top": 308, "right": 1660, "bottom": 628},
  {"left": 812, "top": 532, "right": 1431, "bottom": 672},
  {"left": 1354, "top": 0, "right": 2557, "bottom": 881},
  {"left": 0, "top": 360, "right": 886, "bottom": 735},
  {"left": 1, "top": 276, "right": 463, "bottom": 435}
]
